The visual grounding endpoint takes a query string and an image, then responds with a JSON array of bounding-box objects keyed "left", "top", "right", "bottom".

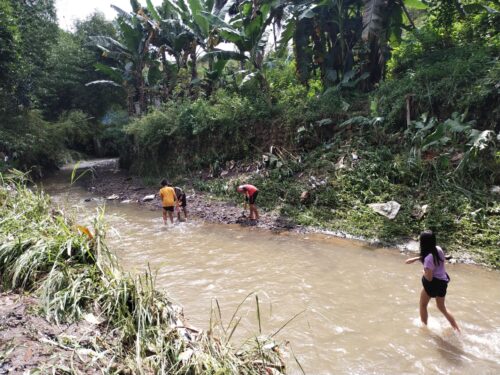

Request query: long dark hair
[{"left": 419, "top": 230, "right": 442, "bottom": 266}]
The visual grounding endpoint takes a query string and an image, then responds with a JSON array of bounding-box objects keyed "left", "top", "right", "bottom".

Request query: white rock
[
  {"left": 106, "top": 194, "right": 119, "bottom": 200},
  {"left": 178, "top": 348, "right": 194, "bottom": 362},
  {"left": 335, "top": 156, "right": 346, "bottom": 170},
  {"left": 142, "top": 194, "right": 155, "bottom": 201},
  {"left": 83, "top": 313, "right": 104, "bottom": 325},
  {"left": 121, "top": 199, "right": 131, "bottom": 203},
  {"left": 368, "top": 201, "right": 401, "bottom": 219},
  {"left": 411, "top": 204, "right": 430, "bottom": 219},
  {"left": 491, "top": 186, "right": 500, "bottom": 195}
]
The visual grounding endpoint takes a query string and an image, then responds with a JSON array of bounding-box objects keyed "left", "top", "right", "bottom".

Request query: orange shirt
[{"left": 159, "top": 186, "right": 177, "bottom": 207}]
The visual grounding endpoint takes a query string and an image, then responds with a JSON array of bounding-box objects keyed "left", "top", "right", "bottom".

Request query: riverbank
[
  {"left": 78, "top": 159, "right": 496, "bottom": 267},
  {"left": 0, "top": 172, "right": 286, "bottom": 374},
  {"left": 80, "top": 159, "right": 300, "bottom": 232},
  {"left": 0, "top": 292, "right": 122, "bottom": 374}
]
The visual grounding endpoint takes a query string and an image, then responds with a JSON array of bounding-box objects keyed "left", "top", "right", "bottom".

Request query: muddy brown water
[{"left": 42, "top": 160, "right": 500, "bottom": 374}]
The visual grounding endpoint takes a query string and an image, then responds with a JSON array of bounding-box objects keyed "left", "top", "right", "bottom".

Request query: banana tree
[
  {"left": 157, "top": 0, "right": 235, "bottom": 94},
  {"left": 278, "top": 0, "right": 423, "bottom": 89},
  {"left": 201, "top": 0, "right": 285, "bottom": 91},
  {"left": 87, "top": 1, "right": 160, "bottom": 114}
]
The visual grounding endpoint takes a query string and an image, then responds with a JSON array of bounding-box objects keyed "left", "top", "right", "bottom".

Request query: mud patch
[{"left": 0, "top": 293, "right": 121, "bottom": 374}]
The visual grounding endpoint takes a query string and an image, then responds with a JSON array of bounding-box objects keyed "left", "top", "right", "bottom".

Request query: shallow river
[{"left": 42, "top": 161, "right": 500, "bottom": 375}]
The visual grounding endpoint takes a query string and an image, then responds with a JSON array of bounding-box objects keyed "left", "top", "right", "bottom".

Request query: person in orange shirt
[
  {"left": 237, "top": 184, "right": 259, "bottom": 220},
  {"left": 159, "top": 179, "right": 177, "bottom": 225}
]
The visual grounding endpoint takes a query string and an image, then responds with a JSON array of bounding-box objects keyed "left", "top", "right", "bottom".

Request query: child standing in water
[
  {"left": 236, "top": 184, "right": 259, "bottom": 220},
  {"left": 406, "top": 230, "right": 460, "bottom": 332},
  {"left": 159, "top": 179, "right": 177, "bottom": 225},
  {"left": 174, "top": 186, "right": 187, "bottom": 221}
]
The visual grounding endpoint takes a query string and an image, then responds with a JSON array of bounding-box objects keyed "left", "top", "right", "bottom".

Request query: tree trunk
[{"left": 190, "top": 41, "right": 198, "bottom": 81}]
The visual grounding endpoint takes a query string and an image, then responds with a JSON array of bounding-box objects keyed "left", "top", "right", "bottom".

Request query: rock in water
[
  {"left": 368, "top": 201, "right": 401, "bottom": 219},
  {"left": 142, "top": 194, "right": 155, "bottom": 202},
  {"left": 106, "top": 194, "right": 119, "bottom": 200}
]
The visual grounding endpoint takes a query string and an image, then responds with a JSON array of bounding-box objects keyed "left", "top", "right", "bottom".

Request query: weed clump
[{"left": 0, "top": 171, "right": 287, "bottom": 374}]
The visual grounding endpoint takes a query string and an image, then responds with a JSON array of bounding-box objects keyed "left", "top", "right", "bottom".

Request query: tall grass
[{"left": 0, "top": 170, "right": 287, "bottom": 374}]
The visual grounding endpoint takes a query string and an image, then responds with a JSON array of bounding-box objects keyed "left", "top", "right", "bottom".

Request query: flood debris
[
  {"left": 300, "top": 191, "right": 310, "bottom": 203},
  {"left": 368, "top": 201, "right": 401, "bottom": 219},
  {"left": 411, "top": 204, "right": 430, "bottom": 219}
]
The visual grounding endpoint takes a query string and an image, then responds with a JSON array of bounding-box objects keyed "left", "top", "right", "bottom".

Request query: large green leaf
[
  {"left": 117, "top": 19, "right": 141, "bottom": 54},
  {"left": 422, "top": 123, "right": 447, "bottom": 151},
  {"left": 403, "top": 0, "right": 427, "bottom": 10},
  {"left": 160, "top": 0, "right": 184, "bottom": 16},
  {"left": 110, "top": 5, "right": 132, "bottom": 20},
  {"left": 188, "top": 0, "right": 210, "bottom": 35},
  {"left": 362, "top": 0, "right": 387, "bottom": 41},
  {"left": 177, "top": 0, "right": 190, "bottom": 14},
  {"left": 206, "top": 0, "right": 215, "bottom": 13},
  {"left": 276, "top": 19, "right": 295, "bottom": 56},
  {"left": 146, "top": 62, "right": 162, "bottom": 86},
  {"left": 200, "top": 11, "right": 233, "bottom": 30},
  {"left": 202, "top": 49, "right": 247, "bottom": 61},
  {"left": 219, "top": 28, "right": 245, "bottom": 46},
  {"left": 90, "top": 36, "right": 130, "bottom": 53},
  {"left": 94, "top": 62, "right": 123, "bottom": 82},
  {"left": 145, "top": 0, "right": 161, "bottom": 21}
]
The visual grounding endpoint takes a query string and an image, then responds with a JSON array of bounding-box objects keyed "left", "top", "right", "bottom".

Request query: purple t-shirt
[{"left": 423, "top": 246, "right": 448, "bottom": 281}]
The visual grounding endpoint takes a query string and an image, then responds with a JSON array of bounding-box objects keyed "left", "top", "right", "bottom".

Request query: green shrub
[
  {"left": 0, "top": 110, "right": 63, "bottom": 175},
  {"left": 378, "top": 31, "right": 499, "bottom": 130},
  {"left": 53, "top": 110, "right": 95, "bottom": 154},
  {"left": 99, "top": 108, "right": 130, "bottom": 157}
]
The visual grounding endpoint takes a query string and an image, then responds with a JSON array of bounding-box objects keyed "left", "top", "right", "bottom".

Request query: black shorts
[
  {"left": 179, "top": 194, "right": 187, "bottom": 207},
  {"left": 163, "top": 206, "right": 174, "bottom": 212},
  {"left": 245, "top": 191, "right": 258, "bottom": 204},
  {"left": 422, "top": 276, "right": 448, "bottom": 298}
]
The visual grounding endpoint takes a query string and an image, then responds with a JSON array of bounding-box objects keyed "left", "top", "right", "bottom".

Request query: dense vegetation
[{"left": 1, "top": 0, "right": 498, "bottom": 267}]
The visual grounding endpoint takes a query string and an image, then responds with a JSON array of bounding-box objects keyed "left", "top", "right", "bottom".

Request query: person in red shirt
[{"left": 237, "top": 184, "right": 259, "bottom": 220}]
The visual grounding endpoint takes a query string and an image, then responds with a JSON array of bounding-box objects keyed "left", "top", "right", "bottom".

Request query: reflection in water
[{"left": 42, "top": 165, "right": 500, "bottom": 375}]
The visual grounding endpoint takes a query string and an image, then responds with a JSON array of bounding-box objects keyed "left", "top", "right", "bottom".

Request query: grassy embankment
[
  {"left": 121, "top": 43, "right": 499, "bottom": 267},
  {"left": 0, "top": 170, "right": 287, "bottom": 374}
]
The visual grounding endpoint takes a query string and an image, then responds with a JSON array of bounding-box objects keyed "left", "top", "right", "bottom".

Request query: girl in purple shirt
[{"left": 406, "top": 230, "right": 460, "bottom": 331}]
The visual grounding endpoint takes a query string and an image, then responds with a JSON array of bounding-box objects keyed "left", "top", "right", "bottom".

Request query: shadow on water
[{"left": 426, "top": 328, "right": 467, "bottom": 365}]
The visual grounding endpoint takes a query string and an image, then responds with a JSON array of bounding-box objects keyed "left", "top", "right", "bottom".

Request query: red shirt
[{"left": 241, "top": 184, "right": 258, "bottom": 197}]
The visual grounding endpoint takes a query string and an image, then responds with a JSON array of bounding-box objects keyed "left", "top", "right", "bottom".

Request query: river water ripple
[{"left": 43, "top": 162, "right": 500, "bottom": 375}]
